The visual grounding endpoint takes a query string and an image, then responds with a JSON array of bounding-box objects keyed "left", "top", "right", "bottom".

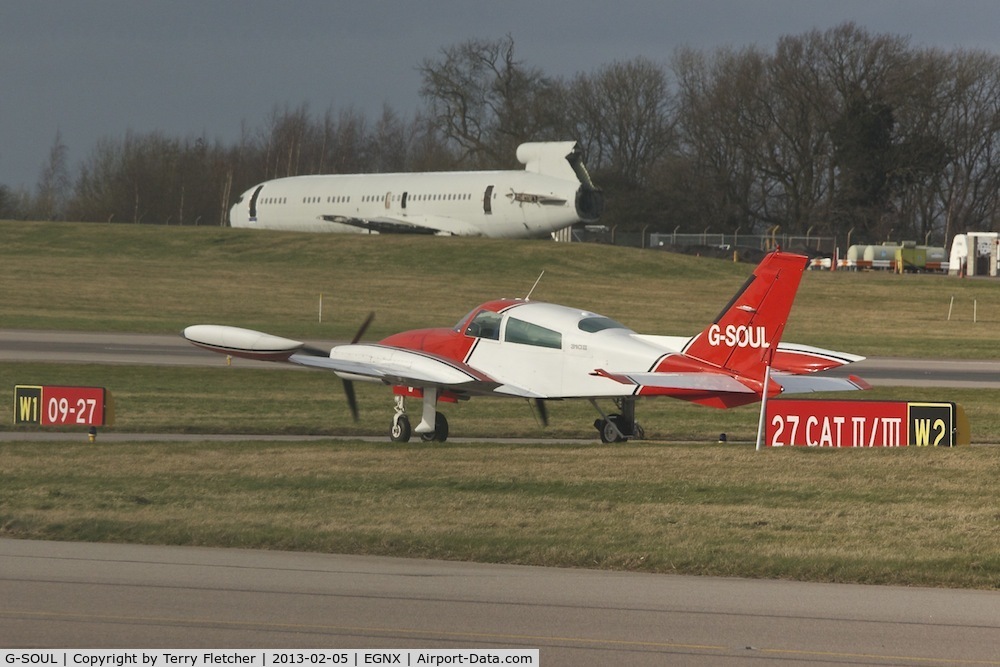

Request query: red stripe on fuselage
[
  {"left": 379, "top": 328, "right": 475, "bottom": 363},
  {"left": 378, "top": 299, "right": 527, "bottom": 364}
]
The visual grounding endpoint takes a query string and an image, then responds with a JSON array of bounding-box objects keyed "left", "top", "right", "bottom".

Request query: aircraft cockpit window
[
  {"left": 454, "top": 308, "right": 476, "bottom": 331},
  {"left": 578, "top": 316, "right": 628, "bottom": 333},
  {"left": 505, "top": 318, "right": 562, "bottom": 350},
  {"left": 464, "top": 310, "right": 502, "bottom": 340}
]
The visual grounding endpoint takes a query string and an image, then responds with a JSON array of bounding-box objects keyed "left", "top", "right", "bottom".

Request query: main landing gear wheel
[
  {"left": 595, "top": 415, "right": 645, "bottom": 443},
  {"left": 419, "top": 411, "right": 449, "bottom": 442},
  {"left": 592, "top": 397, "right": 645, "bottom": 443},
  {"left": 596, "top": 415, "right": 625, "bottom": 443}
]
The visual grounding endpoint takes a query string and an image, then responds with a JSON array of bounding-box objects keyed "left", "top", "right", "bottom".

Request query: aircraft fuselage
[{"left": 229, "top": 141, "right": 603, "bottom": 238}]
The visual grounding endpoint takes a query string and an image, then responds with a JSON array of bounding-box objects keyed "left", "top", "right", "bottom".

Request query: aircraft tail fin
[
  {"left": 516, "top": 142, "right": 583, "bottom": 181},
  {"left": 681, "top": 251, "right": 809, "bottom": 381}
]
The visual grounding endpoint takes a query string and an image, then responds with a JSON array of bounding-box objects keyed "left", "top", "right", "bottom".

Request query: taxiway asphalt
[
  {"left": 3, "top": 328, "right": 1000, "bottom": 387},
  {"left": 2, "top": 539, "right": 999, "bottom": 665}
]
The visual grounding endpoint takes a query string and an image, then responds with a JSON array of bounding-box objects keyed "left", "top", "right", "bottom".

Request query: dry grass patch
[{"left": 3, "top": 439, "right": 999, "bottom": 587}]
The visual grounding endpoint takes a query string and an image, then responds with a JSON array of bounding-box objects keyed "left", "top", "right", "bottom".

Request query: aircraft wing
[
  {"left": 320, "top": 214, "right": 481, "bottom": 236},
  {"left": 183, "top": 326, "right": 539, "bottom": 397},
  {"left": 294, "top": 343, "right": 542, "bottom": 396}
]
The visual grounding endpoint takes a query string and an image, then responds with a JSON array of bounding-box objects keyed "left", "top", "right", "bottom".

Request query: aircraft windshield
[
  {"left": 464, "top": 310, "right": 502, "bottom": 340},
  {"left": 454, "top": 308, "right": 477, "bottom": 331},
  {"left": 578, "top": 316, "right": 628, "bottom": 333}
]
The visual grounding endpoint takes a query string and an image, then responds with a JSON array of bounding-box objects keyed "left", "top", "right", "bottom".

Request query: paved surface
[
  {"left": 4, "top": 329, "right": 1000, "bottom": 387},
  {"left": 2, "top": 539, "right": 999, "bottom": 665}
]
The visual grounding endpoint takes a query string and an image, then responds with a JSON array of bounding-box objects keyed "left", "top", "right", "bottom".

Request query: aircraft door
[
  {"left": 483, "top": 185, "right": 494, "bottom": 214},
  {"left": 384, "top": 192, "right": 392, "bottom": 209},
  {"left": 248, "top": 185, "right": 264, "bottom": 221},
  {"left": 496, "top": 316, "right": 566, "bottom": 396},
  {"left": 401, "top": 192, "right": 408, "bottom": 210}
]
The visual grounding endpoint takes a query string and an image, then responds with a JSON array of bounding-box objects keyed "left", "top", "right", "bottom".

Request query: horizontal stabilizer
[
  {"left": 773, "top": 373, "right": 872, "bottom": 394},
  {"left": 772, "top": 342, "right": 866, "bottom": 373},
  {"left": 593, "top": 369, "right": 755, "bottom": 394}
]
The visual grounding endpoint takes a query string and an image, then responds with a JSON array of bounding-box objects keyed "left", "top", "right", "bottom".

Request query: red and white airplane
[{"left": 183, "top": 250, "right": 868, "bottom": 442}]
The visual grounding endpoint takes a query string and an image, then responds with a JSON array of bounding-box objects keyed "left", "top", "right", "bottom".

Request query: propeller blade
[
  {"left": 343, "top": 379, "right": 359, "bottom": 422},
  {"left": 352, "top": 312, "right": 375, "bottom": 344},
  {"left": 534, "top": 399, "right": 549, "bottom": 427}
]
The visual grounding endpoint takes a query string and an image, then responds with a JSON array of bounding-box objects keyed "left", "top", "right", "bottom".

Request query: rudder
[{"left": 682, "top": 251, "right": 808, "bottom": 380}]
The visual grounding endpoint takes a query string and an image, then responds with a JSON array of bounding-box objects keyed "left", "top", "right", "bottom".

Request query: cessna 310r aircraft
[
  {"left": 228, "top": 141, "right": 603, "bottom": 238},
  {"left": 184, "top": 251, "right": 869, "bottom": 442}
]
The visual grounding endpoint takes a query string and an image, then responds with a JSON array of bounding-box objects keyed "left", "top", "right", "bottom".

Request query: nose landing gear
[{"left": 389, "top": 394, "right": 449, "bottom": 442}]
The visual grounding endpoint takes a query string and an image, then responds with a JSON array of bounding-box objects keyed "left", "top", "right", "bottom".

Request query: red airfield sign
[
  {"left": 13, "top": 385, "right": 112, "bottom": 427},
  {"left": 765, "top": 399, "right": 969, "bottom": 447}
]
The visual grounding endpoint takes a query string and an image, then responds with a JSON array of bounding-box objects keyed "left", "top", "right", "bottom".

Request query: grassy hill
[{"left": 1, "top": 219, "right": 996, "bottom": 358}]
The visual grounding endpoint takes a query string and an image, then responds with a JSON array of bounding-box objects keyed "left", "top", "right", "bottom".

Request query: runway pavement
[
  {"left": 3, "top": 328, "right": 1000, "bottom": 387},
  {"left": 2, "top": 539, "right": 999, "bottom": 664}
]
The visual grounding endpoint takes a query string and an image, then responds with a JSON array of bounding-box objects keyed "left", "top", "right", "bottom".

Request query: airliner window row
[
  {"left": 391, "top": 193, "right": 474, "bottom": 202},
  {"left": 312, "top": 193, "right": 477, "bottom": 203},
  {"left": 264, "top": 193, "right": 477, "bottom": 205}
]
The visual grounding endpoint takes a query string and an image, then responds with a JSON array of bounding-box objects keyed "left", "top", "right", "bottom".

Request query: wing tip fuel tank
[{"left": 183, "top": 325, "right": 304, "bottom": 361}]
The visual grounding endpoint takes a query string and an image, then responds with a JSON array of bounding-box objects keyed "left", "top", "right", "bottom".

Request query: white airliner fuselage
[{"left": 229, "top": 142, "right": 603, "bottom": 238}]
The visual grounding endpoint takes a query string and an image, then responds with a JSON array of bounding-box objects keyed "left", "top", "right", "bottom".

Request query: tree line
[{"left": 4, "top": 23, "right": 1000, "bottom": 246}]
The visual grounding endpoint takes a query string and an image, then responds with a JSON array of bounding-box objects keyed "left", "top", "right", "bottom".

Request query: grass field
[
  {"left": 3, "top": 220, "right": 1000, "bottom": 357},
  {"left": 2, "top": 220, "right": 999, "bottom": 588},
  {"left": 4, "top": 438, "right": 999, "bottom": 588}
]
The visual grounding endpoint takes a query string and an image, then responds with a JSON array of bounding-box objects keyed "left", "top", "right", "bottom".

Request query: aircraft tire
[
  {"left": 419, "top": 412, "right": 449, "bottom": 442},
  {"left": 598, "top": 416, "right": 625, "bottom": 444},
  {"left": 390, "top": 414, "right": 411, "bottom": 442}
]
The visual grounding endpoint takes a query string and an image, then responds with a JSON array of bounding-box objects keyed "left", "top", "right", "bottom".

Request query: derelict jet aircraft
[
  {"left": 229, "top": 141, "right": 603, "bottom": 238},
  {"left": 184, "top": 250, "right": 869, "bottom": 442}
]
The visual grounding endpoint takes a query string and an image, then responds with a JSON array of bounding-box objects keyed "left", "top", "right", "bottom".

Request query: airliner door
[
  {"left": 483, "top": 185, "right": 494, "bottom": 215},
  {"left": 248, "top": 185, "right": 264, "bottom": 222}
]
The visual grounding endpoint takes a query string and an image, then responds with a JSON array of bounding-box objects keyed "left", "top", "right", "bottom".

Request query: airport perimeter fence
[{"left": 561, "top": 226, "right": 836, "bottom": 257}]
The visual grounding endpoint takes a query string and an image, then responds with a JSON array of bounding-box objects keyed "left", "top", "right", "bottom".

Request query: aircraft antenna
[{"left": 525, "top": 270, "right": 545, "bottom": 301}]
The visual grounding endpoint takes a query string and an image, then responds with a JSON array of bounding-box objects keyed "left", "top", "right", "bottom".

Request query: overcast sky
[{"left": 3, "top": 1, "right": 999, "bottom": 190}]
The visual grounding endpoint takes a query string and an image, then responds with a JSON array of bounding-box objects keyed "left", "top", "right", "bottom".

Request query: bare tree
[
  {"left": 672, "top": 46, "right": 772, "bottom": 233},
  {"left": 418, "top": 35, "right": 561, "bottom": 166},
  {"left": 567, "top": 57, "right": 675, "bottom": 187},
  {"left": 34, "top": 130, "right": 71, "bottom": 220},
  {"left": 930, "top": 50, "right": 1000, "bottom": 244}
]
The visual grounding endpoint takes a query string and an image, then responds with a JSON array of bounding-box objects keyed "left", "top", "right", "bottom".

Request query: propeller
[
  {"left": 342, "top": 312, "right": 375, "bottom": 422},
  {"left": 344, "top": 379, "right": 359, "bottom": 423},
  {"left": 352, "top": 311, "right": 375, "bottom": 344},
  {"left": 531, "top": 398, "right": 549, "bottom": 427}
]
